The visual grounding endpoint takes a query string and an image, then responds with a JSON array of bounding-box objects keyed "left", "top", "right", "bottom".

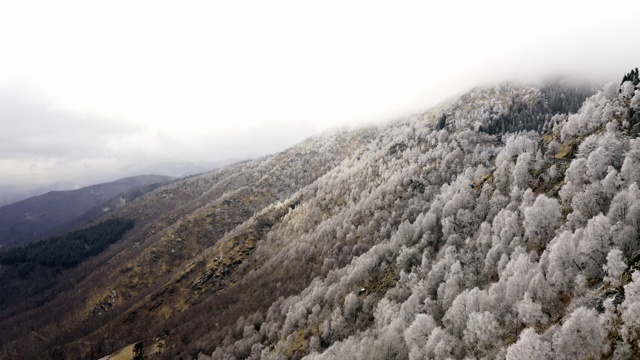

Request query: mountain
[
  {"left": 2, "top": 71, "right": 640, "bottom": 360},
  {"left": 120, "top": 160, "right": 237, "bottom": 179},
  {"left": 0, "top": 174, "right": 172, "bottom": 249},
  {"left": 0, "top": 181, "right": 82, "bottom": 207},
  {"left": 0, "top": 161, "right": 226, "bottom": 208}
]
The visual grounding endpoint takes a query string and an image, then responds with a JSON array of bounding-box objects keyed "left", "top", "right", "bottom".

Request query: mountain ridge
[{"left": 0, "top": 174, "right": 172, "bottom": 248}]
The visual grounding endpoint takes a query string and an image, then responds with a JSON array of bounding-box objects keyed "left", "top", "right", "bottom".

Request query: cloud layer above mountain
[{"left": 0, "top": 0, "right": 639, "bottom": 188}]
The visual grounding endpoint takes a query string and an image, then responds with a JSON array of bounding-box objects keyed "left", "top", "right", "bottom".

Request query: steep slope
[
  {"left": 0, "top": 174, "right": 172, "bottom": 248},
  {"left": 3, "top": 74, "right": 640, "bottom": 360},
  {"left": 0, "top": 128, "right": 378, "bottom": 359},
  {"left": 186, "top": 76, "right": 638, "bottom": 360}
]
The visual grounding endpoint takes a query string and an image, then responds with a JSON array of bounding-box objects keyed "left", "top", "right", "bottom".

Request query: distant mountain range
[
  {"left": 119, "top": 160, "right": 238, "bottom": 179},
  {"left": 0, "top": 174, "right": 172, "bottom": 248},
  {"left": 0, "top": 182, "right": 82, "bottom": 207},
  {"left": 0, "top": 161, "right": 229, "bottom": 207}
]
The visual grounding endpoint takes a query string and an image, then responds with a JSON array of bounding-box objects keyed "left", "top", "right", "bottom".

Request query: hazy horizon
[{"left": 1, "top": 0, "right": 639, "bottom": 195}]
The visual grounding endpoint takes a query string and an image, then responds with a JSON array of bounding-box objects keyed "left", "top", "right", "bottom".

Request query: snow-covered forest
[{"left": 193, "top": 71, "right": 640, "bottom": 360}]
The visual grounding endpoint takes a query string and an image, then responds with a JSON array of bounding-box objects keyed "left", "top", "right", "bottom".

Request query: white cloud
[{"left": 0, "top": 0, "right": 639, "bottom": 188}]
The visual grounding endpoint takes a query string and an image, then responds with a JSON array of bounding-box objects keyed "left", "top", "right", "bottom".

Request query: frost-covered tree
[
  {"left": 603, "top": 248, "right": 626, "bottom": 288},
  {"left": 404, "top": 313, "right": 437, "bottom": 360},
  {"left": 609, "top": 183, "right": 640, "bottom": 254},
  {"left": 552, "top": 307, "right": 606, "bottom": 360},
  {"left": 424, "top": 327, "right": 459, "bottom": 360},
  {"left": 343, "top": 293, "right": 361, "bottom": 324},
  {"left": 506, "top": 328, "right": 552, "bottom": 360},
  {"left": 463, "top": 311, "right": 502, "bottom": 357},
  {"left": 621, "top": 271, "right": 640, "bottom": 336},
  {"left": 544, "top": 231, "right": 579, "bottom": 297},
  {"left": 513, "top": 152, "right": 532, "bottom": 189},
  {"left": 516, "top": 292, "right": 548, "bottom": 328},
  {"left": 577, "top": 213, "right": 612, "bottom": 278},
  {"left": 523, "top": 195, "right": 561, "bottom": 250},
  {"left": 437, "top": 260, "right": 464, "bottom": 309}
]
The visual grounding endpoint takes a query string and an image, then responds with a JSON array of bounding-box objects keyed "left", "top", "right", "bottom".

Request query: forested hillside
[
  {"left": 0, "top": 218, "right": 135, "bottom": 315},
  {"left": 2, "top": 72, "right": 640, "bottom": 360}
]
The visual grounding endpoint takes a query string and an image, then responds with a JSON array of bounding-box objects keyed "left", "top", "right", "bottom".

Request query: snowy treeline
[{"left": 195, "top": 76, "right": 640, "bottom": 360}]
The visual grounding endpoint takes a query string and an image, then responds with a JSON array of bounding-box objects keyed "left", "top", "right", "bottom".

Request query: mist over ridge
[{"left": 1, "top": 67, "right": 640, "bottom": 359}]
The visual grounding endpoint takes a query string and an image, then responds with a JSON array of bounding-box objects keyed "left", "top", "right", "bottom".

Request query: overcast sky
[{"left": 0, "top": 0, "right": 639, "bottom": 191}]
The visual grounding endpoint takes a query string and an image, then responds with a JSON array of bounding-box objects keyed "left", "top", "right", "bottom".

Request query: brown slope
[{"left": 0, "top": 128, "right": 377, "bottom": 359}]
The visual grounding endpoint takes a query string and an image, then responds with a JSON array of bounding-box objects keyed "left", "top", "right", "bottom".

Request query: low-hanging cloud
[
  {"left": 0, "top": 81, "right": 321, "bottom": 189},
  {"left": 1, "top": 0, "right": 639, "bottom": 197},
  {"left": 0, "top": 83, "right": 161, "bottom": 186}
]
